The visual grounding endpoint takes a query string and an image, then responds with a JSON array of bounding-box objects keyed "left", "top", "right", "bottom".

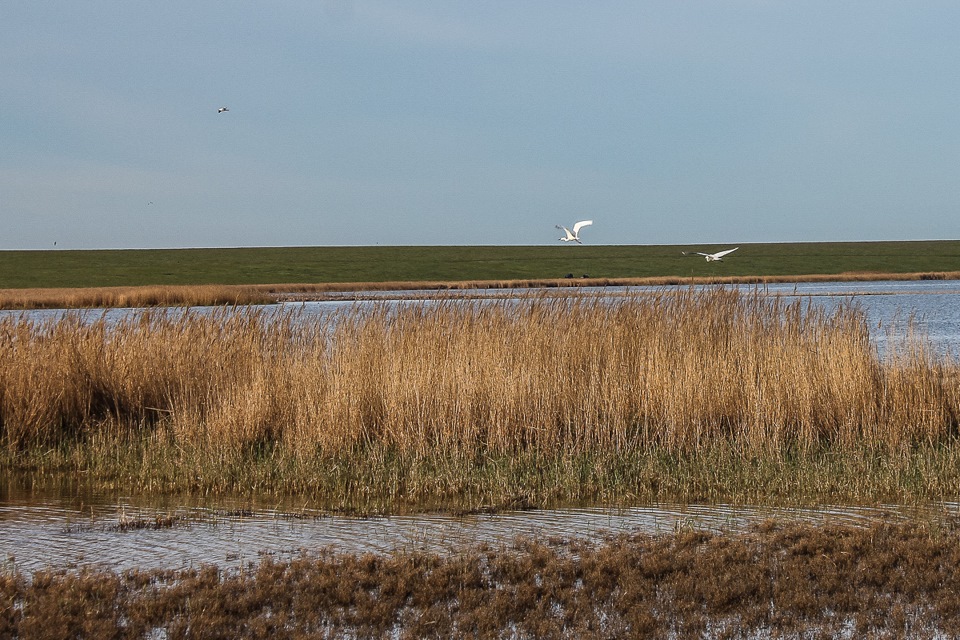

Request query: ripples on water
[{"left": 2, "top": 488, "right": 958, "bottom": 575}]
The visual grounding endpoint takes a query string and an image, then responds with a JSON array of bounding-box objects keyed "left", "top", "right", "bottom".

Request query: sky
[{"left": 3, "top": 2, "right": 960, "bottom": 250}]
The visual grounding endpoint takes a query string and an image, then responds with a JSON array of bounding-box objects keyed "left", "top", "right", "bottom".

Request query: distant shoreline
[
  {"left": 0, "top": 270, "right": 958, "bottom": 310},
  {"left": 2, "top": 270, "right": 960, "bottom": 310}
]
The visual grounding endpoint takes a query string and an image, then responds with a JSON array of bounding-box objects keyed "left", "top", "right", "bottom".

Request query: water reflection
[{"left": 2, "top": 484, "right": 957, "bottom": 575}]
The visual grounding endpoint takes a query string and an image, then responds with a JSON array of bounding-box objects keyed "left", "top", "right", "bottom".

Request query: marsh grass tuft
[{"left": 2, "top": 288, "right": 959, "bottom": 507}]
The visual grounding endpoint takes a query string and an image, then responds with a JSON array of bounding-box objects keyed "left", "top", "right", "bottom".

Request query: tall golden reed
[{"left": 1, "top": 288, "right": 957, "bottom": 460}]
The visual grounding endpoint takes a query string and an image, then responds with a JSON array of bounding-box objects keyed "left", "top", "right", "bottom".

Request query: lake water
[
  {"left": 3, "top": 279, "right": 960, "bottom": 574},
  {"left": 3, "top": 481, "right": 957, "bottom": 575}
]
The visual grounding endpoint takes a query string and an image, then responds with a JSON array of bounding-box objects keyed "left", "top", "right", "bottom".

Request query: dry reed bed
[
  {"left": 4, "top": 519, "right": 960, "bottom": 638},
  {"left": 1, "top": 288, "right": 957, "bottom": 463},
  {"left": 0, "top": 284, "right": 276, "bottom": 310}
]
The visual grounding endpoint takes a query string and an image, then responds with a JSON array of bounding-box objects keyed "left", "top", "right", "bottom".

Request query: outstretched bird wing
[
  {"left": 711, "top": 247, "right": 739, "bottom": 259},
  {"left": 572, "top": 220, "right": 593, "bottom": 235}
]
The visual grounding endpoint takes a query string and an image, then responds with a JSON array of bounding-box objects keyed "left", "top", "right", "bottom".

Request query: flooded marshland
[
  {"left": 6, "top": 512, "right": 960, "bottom": 638},
  {"left": 3, "top": 281, "right": 960, "bottom": 636},
  {"left": 2, "top": 280, "right": 960, "bottom": 574}
]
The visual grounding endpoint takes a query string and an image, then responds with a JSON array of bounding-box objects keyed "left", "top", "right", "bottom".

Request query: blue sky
[{"left": 3, "top": 2, "right": 960, "bottom": 249}]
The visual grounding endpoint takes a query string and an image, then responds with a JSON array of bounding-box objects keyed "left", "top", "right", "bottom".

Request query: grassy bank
[
  {"left": 3, "top": 240, "right": 960, "bottom": 290},
  {"left": 4, "top": 520, "right": 960, "bottom": 638},
  {"left": 2, "top": 288, "right": 959, "bottom": 509}
]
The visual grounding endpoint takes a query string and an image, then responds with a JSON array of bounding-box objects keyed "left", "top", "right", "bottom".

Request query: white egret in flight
[
  {"left": 683, "top": 247, "right": 739, "bottom": 262},
  {"left": 556, "top": 220, "right": 593, "bottom": 244}
]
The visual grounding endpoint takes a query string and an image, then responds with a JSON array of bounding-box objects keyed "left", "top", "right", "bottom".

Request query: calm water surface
[{"left": 3, "top": 280, "right": 960, "bottom": 573}]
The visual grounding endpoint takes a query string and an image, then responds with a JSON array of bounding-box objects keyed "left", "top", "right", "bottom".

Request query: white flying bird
[
  {"left": 683, "top": 247, "right": 739, "bottom": 262},
  {"left": 556, "top": 220, "right": 593, "bottom": 244},
  {"left": 217, "top": 106, "right": 229, "bottom": 113}
]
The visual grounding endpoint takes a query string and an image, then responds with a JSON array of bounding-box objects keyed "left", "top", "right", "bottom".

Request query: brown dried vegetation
[
  {"left": 0, "top": 284, "right": 277, "bottom": 310},
  {"left": 4, "top": 520, "right": 960, "bottom": 638},
  {"left": 2, "top": 288, "right": 960, "bottom": 506}
]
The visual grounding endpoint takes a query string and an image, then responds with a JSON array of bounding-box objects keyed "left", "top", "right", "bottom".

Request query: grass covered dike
[
  {"left": 3, "top": 287, "right": 959, "bottom": 510},
  {"left": 3, "top": 240, "right": 960, "bottom": 291}
]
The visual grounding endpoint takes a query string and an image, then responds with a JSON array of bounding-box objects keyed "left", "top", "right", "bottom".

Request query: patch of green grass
[{"left": 2, "top": 240, "right": 960, "bottom": 288}]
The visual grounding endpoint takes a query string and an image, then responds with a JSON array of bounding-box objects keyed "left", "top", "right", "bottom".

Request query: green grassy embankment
[{"left": 2, "top": 241, "right": 960, "bottom": 289}]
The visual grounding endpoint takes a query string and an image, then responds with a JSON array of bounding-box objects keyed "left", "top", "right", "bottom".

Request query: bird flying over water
[
  {"left": 556, "top": 220, "right": 593, "bottom": 244},
  {"left": 682, "top": 247, "right": 739, "bottom": 262},
  {"left": 217, "top": 106, "right": 229, "bottom": 113}
]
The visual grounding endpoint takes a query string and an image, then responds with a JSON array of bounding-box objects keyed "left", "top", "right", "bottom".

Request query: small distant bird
[
  {"left": 217, "top": 107, "right": 229, "bottom": 113},
  {"left": 682, "top": 247, "right": 739, "bottom": 262},
  {"left": 556, "top": 220, "right": 593, "bottom": 244}
]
